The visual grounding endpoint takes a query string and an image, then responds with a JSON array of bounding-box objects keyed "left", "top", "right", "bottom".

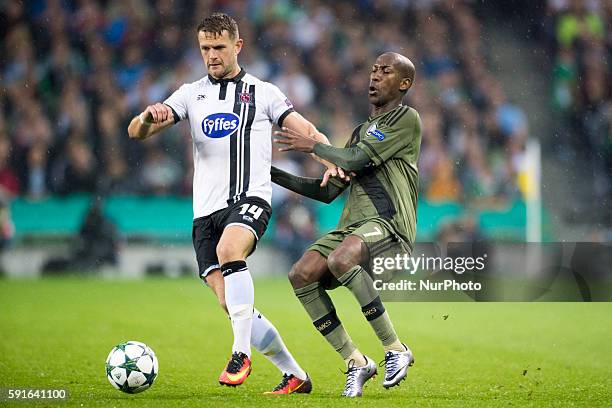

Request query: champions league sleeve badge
[{"left": 366, "top": 123, "right": 386, "bottom": 141}]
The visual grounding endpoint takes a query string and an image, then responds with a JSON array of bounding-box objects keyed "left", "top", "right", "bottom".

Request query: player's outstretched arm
[
  {"left": 127, "top": 103, "right": 176, "bottom": 140},
  {"left": 270, "top": 166, "right": 347, "bottom": 204},
  {"left": 281, "top": 111, "right": 330, "bottom": 146},
  {"left": 312, "top": 143, "right": 371, "bottom": 172},
  {"left": 280, "top": 112, "right": 350, "bottom": 179},
  {"left": 275, "top": 127, "right": 371, "bottom": 172}
]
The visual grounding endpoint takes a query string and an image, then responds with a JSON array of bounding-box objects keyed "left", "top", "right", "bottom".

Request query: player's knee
[
  {"left": 216, "top": 242, "right": 241, "bottom": 264},
  {"left": 327, "top": 248, "right": 359, "bottom": 276},
  {"left": 288, "top": 261, "right": 312, "bottom": 288}
]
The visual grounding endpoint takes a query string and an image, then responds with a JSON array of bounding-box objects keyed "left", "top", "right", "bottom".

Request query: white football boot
[
  {"left": 341, "top": 356, "right": 377, "bottom": 397},
  {"left": 382, "top": 345, "right": 414, "bottom": 388}
]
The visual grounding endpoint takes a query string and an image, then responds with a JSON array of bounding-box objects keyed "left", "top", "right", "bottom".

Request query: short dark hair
[{"left": 197, "top": 13, "right": 239, "bottom": 40}]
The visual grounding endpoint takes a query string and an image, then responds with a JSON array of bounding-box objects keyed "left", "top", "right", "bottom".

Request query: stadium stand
[
  {"left": 1, "top": 0, "right": 561, "bottom": 263},
  {"left": 542, "top": 0, "right": 611, "bottom": 226}
]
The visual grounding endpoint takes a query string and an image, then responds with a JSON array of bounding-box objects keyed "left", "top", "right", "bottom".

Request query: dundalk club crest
[{"left": 239, "top": 92, "right": 253, "bottom": 105}]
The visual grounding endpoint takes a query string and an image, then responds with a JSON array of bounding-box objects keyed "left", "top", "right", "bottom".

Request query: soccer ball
[{"left": 105, "top": 341, "right": 158, "bottom": 393}]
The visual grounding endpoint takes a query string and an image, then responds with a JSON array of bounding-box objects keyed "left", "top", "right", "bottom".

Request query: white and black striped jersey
[{"left": 164, "top": 69, "right": 294, "bottom": 219}]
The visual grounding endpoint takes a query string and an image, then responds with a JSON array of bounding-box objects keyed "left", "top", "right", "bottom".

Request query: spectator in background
[
  {"left": 556, "top": 0, "right": 604, "bottom": 49},
  {"left": 0, "top": 136, "right": 19, "bottom": 200},
  {"left": 38, "top": 36, "right": 87, "bottom": 111},
  {"left": 0, "top": 200, "right": 15, "bottom": 269},
  {"left": 426, "top": 154, "right": 462, "bottom": 202},
  {"left": 418, "top": 111, "right": 446, "bottom": 188},
  {"left": 552, "top": 48, "right": 577, "bottom": 113},
  {"left": 272, "top": 54, "right": 316, "bottom": 110},
  {"left": 271, "top": 147, "right": 302, "bottom": 207},
  {"left": 55, "top": 138, "right": 98, "bottom": 195},
  {"left": 100, "top": 152, "right": 134, "bottom": 195},
  {"left": 73, "top": 200, "right": 120, "bottom": 270},
  {"left": 138, "top": 144, "right": 181, "bottom": 196},
  {"left": 116, "top": 44, "right": 147, "bottom": 91},
  {"left": 0, "top": 1, "right": 25, "bottom": 38},
  {"left": 240, "top": 45, "right": 272, "bottom": 80},
  {"left": 55, "top": 78, "right": 90, "bottom": 142},
  {"left": 25, "top": 142, "right": 49, "bottom": 200},
  {"left": 544, "top": 0, "right": 610, "bottom": 224},
  {"left": 272, "top": 192, "right": 317, "bottom": 263},
  {"left": 461, "top": 136, "right": 498, "bottom": 205},
  {"left": 11, "top": 102, "right": 53, "bottom": 160},
  {"left": 436, "top": 214, "right": 491, "bottom": 299},
  {"left": 492, "top": 89, "right": 529, "bottom": 142},
  {"left": 97, "top": 104, "right": 124, "bottom": 153},
  {"left": 148, "top": 23, "right": 184, "bottom": 70},
  {"left": 42, "top": 199, "right": 120, "bottom": 274}
]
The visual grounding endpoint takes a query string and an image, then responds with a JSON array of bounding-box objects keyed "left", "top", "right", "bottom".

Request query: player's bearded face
[{"left": 198, "top": 30, "right": 242, "bottom": 79}]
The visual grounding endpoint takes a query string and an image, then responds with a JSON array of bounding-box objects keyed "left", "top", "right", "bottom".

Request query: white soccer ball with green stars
[{"left": 105, "top": 341, "right": 158, "bottom": 394}]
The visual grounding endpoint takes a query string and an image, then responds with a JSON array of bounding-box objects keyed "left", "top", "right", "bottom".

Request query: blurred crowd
[
  {"left": 544, "top": 0, "right": 611, "bottom": 222},
  {"left": 0, "top": 0, "right": 532, "bottom": 253}
]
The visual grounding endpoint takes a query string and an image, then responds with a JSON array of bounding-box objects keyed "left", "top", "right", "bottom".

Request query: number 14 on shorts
[{"left": 239, "top": 204, "right": 263, "bottom": 220}]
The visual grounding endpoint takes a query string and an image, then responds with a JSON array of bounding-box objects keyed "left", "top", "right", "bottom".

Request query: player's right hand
[{"left": 142, "top": 103, "right": 173, "bottom": 124}]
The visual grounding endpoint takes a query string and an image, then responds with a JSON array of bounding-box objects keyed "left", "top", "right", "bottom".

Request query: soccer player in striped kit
[{"left": 128, "top": 12, "right": 338, "bottom": 394}]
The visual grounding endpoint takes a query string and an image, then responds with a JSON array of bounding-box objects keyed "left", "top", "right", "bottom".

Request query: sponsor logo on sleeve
[{"left": 201, "top": 112, "right": 240, "bottom": 138}]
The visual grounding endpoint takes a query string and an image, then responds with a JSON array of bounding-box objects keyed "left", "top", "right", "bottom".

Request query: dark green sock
[
  {"left": 337, "top": 265, "right": 399, "bottom": 347},
  {"left": 294, "top": 282, "right": 356, "bottom": 359}
]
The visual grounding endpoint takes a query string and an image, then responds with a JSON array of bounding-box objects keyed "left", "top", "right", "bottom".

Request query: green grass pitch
[{"left": 1, "top": 277, "right": 611, "bottom": 407}]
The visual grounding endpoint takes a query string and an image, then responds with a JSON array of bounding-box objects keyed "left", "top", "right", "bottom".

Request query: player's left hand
[
  {"left": 274, "top": 127, "right": 318, "bottom": 153},
  {"left": 321, "top": 166, "right": 350, "bottom": 187}
]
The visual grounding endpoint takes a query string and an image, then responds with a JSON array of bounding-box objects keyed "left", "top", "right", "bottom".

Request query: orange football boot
[
  {"left": 219, "top": 352, "right": 252, "bottom": 386},
  {"left": 264, "top": 373, "right": 313, "bottom": 395}
]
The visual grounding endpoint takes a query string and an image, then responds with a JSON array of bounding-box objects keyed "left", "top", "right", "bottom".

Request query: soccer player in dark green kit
[{"left": 271, "top": 52, "right": 421, "bottom": 397}]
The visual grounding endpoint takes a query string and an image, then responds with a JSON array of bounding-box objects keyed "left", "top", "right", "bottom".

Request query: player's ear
[
  {"left": 235, "top": 38, "right": 243, "bottom": 55},
  {"left": 399, "top": 78, "right": 412, "bottom": 92}
]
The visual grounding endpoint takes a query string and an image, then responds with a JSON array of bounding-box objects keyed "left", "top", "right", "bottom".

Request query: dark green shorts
[{"left": 308, "top": 218, "right": 411, "bottom": 289}]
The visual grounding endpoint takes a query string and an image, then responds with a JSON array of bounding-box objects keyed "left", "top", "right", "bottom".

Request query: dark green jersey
[{"left": 337, "top": 105, "right": 421, "bottom": 245}]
